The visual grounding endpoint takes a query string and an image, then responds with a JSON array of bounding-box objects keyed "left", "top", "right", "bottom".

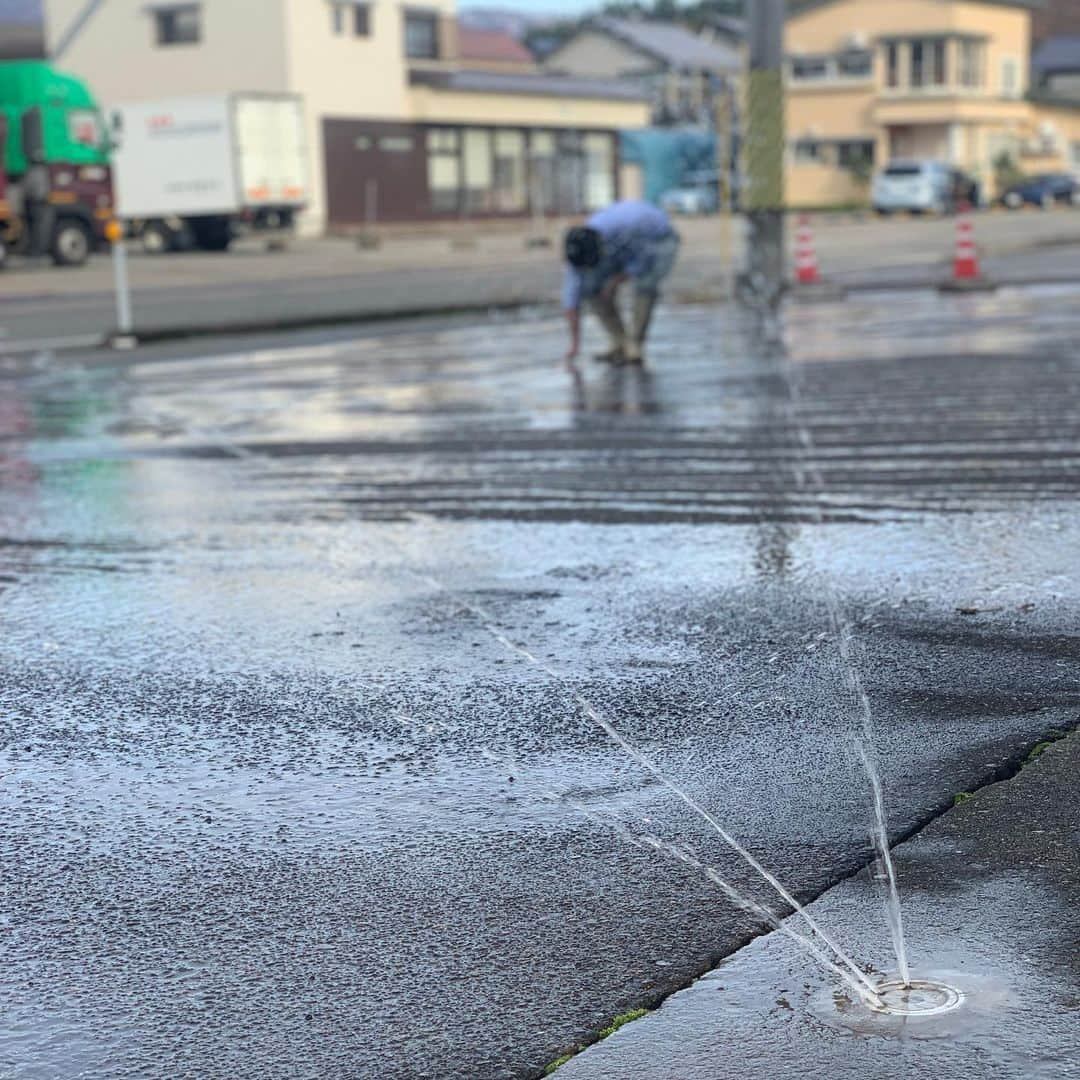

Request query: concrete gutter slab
[{"left": 556, "top": 732, "right": 1080, "bottom": 1080}]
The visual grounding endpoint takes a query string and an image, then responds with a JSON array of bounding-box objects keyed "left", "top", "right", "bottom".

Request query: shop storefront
[{"left": 323, "top": 118, "right": 620, "bottom": 225}]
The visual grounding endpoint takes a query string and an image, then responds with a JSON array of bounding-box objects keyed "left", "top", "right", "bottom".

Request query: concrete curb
[
  {"left": 937, "top": 276, "right": 998, "bottom": 294},
  {"left": 790, "top": 282, "right": 848, "bottom": 303},
  {"left": 0, "top": 297, "right": 553, "bottom": 357},
  {"left": 833, "top": 271, "right": 1079, "bottom": 295},
  {"left": 124, "top": 297, "right": 546, "bottom": 345}
]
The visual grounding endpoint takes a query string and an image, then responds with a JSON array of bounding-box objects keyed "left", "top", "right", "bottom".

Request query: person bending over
[{"left": 562, "top": 200, "right": 680, "bottom": 367}]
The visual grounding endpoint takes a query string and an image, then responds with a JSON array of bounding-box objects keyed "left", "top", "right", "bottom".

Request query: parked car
[
  {"left": 660, "top": 171, "right": 720, "bottom": 215},
  {"left": 1000, "top": 173, "right": 1080, "bottom": 210},
  {"left": 872, "top": 160, "right": 979, "bottom": 215},
  {"left": 873, "top": 161, "right": 947, "bottom": 215}
]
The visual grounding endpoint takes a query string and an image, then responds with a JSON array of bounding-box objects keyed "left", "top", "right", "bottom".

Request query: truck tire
[
  {"left": 190, "top": 216, "right": 233, "bottom": 252},
  {"left": 141, "top": 220, "right": 173, "bottom": 255},
  {"left": 0, "top": 238, "right": 7, "bottom": 271},
  {"left": 51, "top": 218, "right": 93, "bottom": 267}
]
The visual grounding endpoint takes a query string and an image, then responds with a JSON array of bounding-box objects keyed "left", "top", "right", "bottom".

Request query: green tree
[{"left": 993, "top": 151, "right": 1024, "bottom": 191}]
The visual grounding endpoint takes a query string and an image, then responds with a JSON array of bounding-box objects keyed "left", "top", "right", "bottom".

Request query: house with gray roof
[
  {"left": 700, "top": 15, "right": 747, "bottom": 50},
  {"left": 543, "top": 16, "right": 741, "bottom": 126}
]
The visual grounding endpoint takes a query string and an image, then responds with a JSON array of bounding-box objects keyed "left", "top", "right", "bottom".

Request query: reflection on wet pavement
[{"left": 1, "top": 287, "right": 1079, "bottom": 1079}]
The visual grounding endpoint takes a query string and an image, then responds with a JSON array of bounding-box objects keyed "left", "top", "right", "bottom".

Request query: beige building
[
  {"left": 785, "top": 0, "right": 1080, "bottom": 207},
  {"left": 43, "top": 0, "right": 650, "bottom": 230}
]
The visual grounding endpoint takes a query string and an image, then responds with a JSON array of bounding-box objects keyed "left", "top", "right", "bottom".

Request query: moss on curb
[{"left": 542, "top": 1008, "right": 651, "bottom": 1074}]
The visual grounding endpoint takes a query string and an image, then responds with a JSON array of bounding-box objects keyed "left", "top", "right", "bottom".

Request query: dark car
[{"left": 1001, "top": 173, "right": 1080, "bottom": 209}]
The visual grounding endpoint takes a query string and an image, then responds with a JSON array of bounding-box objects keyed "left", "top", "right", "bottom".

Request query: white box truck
[{"left": 109, "top": 93, "right": 308, "bottom": 254}]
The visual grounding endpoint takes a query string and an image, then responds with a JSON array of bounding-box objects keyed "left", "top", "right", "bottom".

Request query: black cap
[{"left": 565, "top": 226, "right": 602, "bottom": 268}]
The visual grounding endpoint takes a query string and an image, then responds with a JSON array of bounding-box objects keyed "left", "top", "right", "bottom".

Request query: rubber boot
[
  {"left": 624, "top": 291, "right": 656, "bottom": 365},
  {"left": 590, "top": 294, "right": 627, "bottom": 363}
]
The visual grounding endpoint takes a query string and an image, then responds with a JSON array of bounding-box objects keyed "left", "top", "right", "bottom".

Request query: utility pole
[
  {"left": 712, "top": 74, "right": 737, "bottom": 301},
  {"left": 741, "top": 0, "right": 786, "bottom": 310}
]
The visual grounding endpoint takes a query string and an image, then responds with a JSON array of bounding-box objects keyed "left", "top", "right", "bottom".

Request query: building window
[
  {"left": 405, "top": 12, "right": 439, "bottom": 59},
  {"left": 463, "top": 129, "right": 493, "bottom": 212},
  {"left": 910, "top": 41, "right": 925, "bottom": 88},
  {"left": 1001, "top": 57, "right": 1020, "bottom": 98},
  {"left": 791, "top": 51, "right": 871, "bottom": 84},
  {"left": 791, "top": 56, "right": 829, "bottom": 82},
  {"left": 67, "top": 109, "right": 104, "bottom": 147},
  {"left": 885, "top": 42, "right": 900, "bottom": 88},
  {"left": 424, "top": 126, "right": 615, "bottom": 218},
  {"left": 427, "top": 128, "right": 460, "bottom": 213},
  {"left": 931, "top": 39, "right": 947, "bottom": 85},
  {"left": 902, "top": 38, "right": 949, "bottom": 89},
  {"left": 529, "top": 131, "right": 556, "bottom": 216},
  {"left": 584, "top": 132, "right": 615, "bottom": 210},
  {"left": 427, "top": 128, "right": 458, "bottom": 153},
  {"left": 793, "top": 139, "right": 823, "bottom": 163},
  {"left": 838, "top": 50, "right": 873, "bottom": 79},
  {"left": 837, "top": 140, "right": 875, "bottom": 169},
  {"left": 332, "top": 3, "right": 370, "bottom": 36},
  {"left": 959, "top": 40, "right": 984, "bottom": 88},
  {"left": 154, "top": 4, "right": 200, "bottom": 46},
  {"left": 493, "top": 130, "right": 527, "bottom": 213},
  {"left": 556, "top": 130, "right": 586, "bottom": 214}
]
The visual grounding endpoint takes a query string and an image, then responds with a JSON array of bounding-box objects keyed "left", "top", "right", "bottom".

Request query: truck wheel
[
  {"left": 51, "top": 218, "right": 93, "bottom": 267},
  {"left": 190, "top": 217, "right": 233, "bottom": 252},
  {"left": 0, "top": 238, "right": 7, "bottom": 270},
  {"left": 141, "top": 221, "right": 173, "bottom": 255}
]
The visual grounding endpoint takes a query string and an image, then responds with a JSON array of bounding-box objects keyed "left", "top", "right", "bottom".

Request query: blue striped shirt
[{"left": 561, "top": 201, "right": 676, "bottom": 311}]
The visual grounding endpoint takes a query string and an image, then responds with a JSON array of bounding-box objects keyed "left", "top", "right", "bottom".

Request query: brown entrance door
[{"left": 323, "top": 119, "right": 430, "bottom": 225}]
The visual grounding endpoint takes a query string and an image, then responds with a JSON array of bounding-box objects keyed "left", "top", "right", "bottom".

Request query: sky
[{"left": 0, "top": 0, "right": 40, "bottom": 22}]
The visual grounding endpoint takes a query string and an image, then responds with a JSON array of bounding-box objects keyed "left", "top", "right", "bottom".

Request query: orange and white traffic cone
[
  {"left": 795, "top": 214, "right": 822, "bottom": 286},
  {"left": 953, "top": 209, "right": 980, "bottom": 281}
]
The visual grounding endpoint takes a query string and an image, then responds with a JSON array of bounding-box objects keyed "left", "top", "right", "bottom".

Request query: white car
[
  {"left": 872, "top": 160, "right": 950, "bottom": 215},
  {"left": 660, "top": 171, "right": 721, "bottom": 215}
]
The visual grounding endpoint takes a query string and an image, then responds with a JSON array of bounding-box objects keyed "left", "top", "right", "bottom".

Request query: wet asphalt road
[{"left": 2, "top": 288, "right": 1080, "bottom": 1079}]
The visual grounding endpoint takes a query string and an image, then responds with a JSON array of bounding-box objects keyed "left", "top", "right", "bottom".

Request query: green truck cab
[
  {"left": 0, "top": 61, "right": 113, "bottom": 267},
  {"left": 0, "top": 112, "right": 9, "bottom": 269}
]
